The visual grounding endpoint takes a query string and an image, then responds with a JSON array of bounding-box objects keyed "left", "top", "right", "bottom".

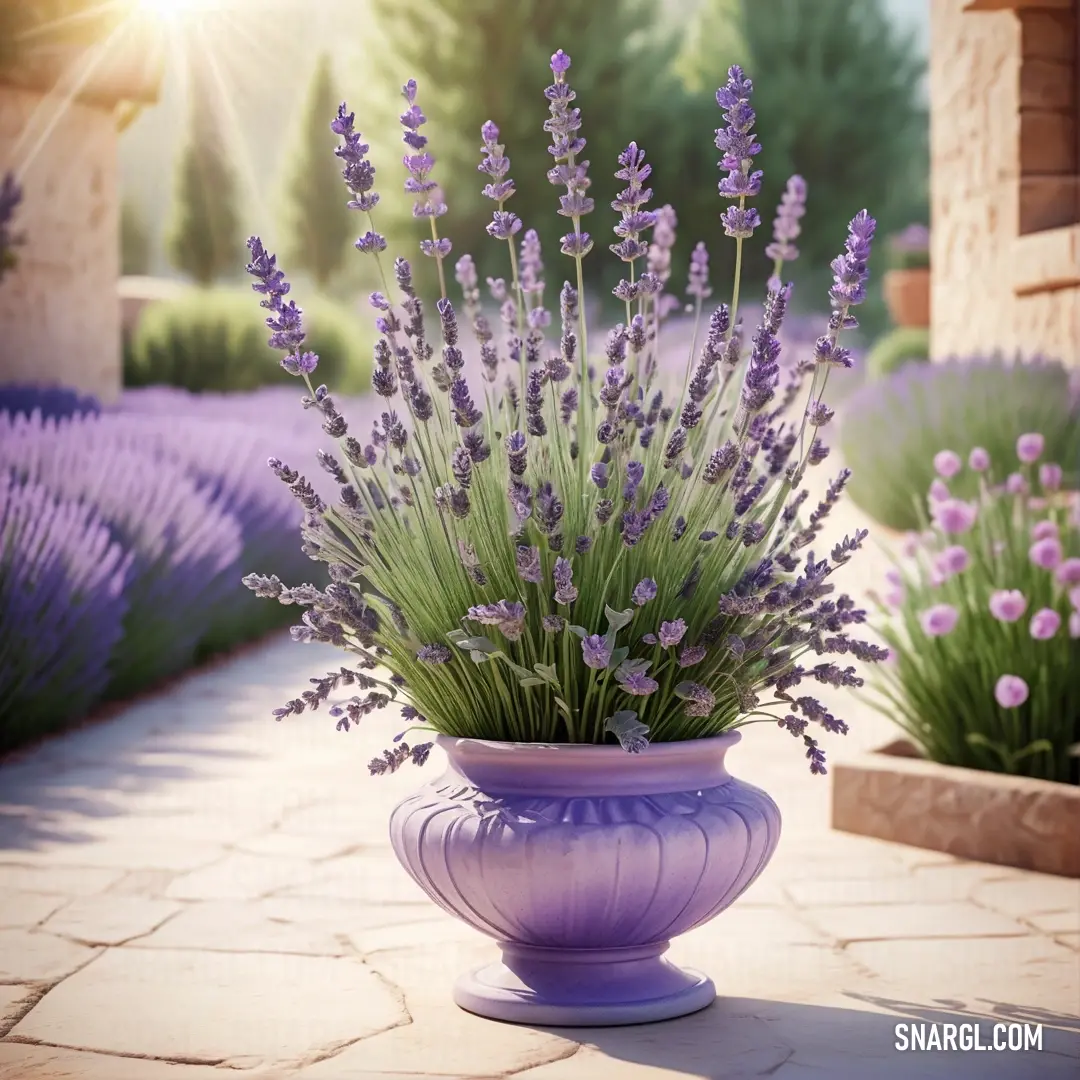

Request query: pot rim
[{"left": 432, "top": 731, "right": 742, "bottom": 797}]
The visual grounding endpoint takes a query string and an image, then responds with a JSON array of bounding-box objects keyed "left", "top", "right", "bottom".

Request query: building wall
[
  {"left": 930, "top": 0, "right": 1079, "bottom": 364},
  {"left": 0, "top": 86, "right": 122, "bottom": 402}
]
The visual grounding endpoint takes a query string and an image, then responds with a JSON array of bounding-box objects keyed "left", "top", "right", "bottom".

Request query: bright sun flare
[{"left": 137, "top": 0, "right": 220, "bottom": 18}]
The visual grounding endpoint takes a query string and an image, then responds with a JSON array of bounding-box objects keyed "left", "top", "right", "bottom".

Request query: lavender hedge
[
  {"left": 0, "top": 409, "right": 244, "bottom": 700},
  {"left": 0, "top": 474, "right": 129, "bottom": 751},
  {"left": 0, "top": 383, "right": 100, "bottom": 420}
]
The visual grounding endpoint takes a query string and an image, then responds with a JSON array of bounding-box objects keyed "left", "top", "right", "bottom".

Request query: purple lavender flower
[
  {"left": 969, "top": 447, "right": 991, "bottom": 472},
  {"left": 931, "top": 498, "right": 978, "bottom": 534},
  {"left": 632, "top": 578, "right": 657, "bottom": 606},
  {"left": 828, "top": 209, "right": 876, "bottom": 311},
  {"left": 542, "top": 614, "right": 565, "bottom": 633},
  {"left": 479, "top": 120, "right": 517, "bottom": 206},
  {"left": 545, "top": 51, "right": 594, "bottom": 258},
  {"left": 765, "top": 175, "right": 807, "bottom": 287},
  {"left": 332, "top": 103, "right": 384, "bottom": 249},
  {"left": 686, "top": 242, "right": 711, "bottom": 301},
  {"left": 682, "top": 682, "right": 716, "bottom": 717},
  {"left": 610, "top": 143, "right": 656, "bottom": 300},
  {"left": 678, "top": 645, "right": 707, "bottom": 668},
  {"left": 1057, "top": 558, "right": 1080, "bottom": 585},
  {"left": 582, "top": 634, "right": 612, "bottom": 669},
  {"left": 617, "top": 669, "right": 659, "bottom": 696},
  {"left": 715, "top": 66, "right": 762, "bottom": 239},
  {"left": 516, "top": 544, "right": 541, "bottom": 583},
  {"left": 468, "top": 600, "right": 527, "bottom": 640},
  {"left": 659, "top": 619, "right": 687, "bottom": 647},
  {"left": 553, "top": 557, "right": 578, "bottom": 605},
  {"left": 245, "top": 238, "right": 316, "bottom": 374},
  {"left": 590, "top": 461, "right": 609, "bottom": 489},
  {"left": 417, "top": 643, "right": 452, "bottom": 664}
]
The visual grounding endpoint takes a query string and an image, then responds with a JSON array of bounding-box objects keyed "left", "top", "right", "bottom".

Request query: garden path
[{"left": 1, "top": 477, "right": 1078, "bottom": 1079}]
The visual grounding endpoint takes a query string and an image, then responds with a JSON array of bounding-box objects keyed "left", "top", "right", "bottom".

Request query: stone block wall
[
  {"left": 0, "top": 86, "right": 122, "bottom": 402},
  {"left": 930, "top": 0, "right": 1079, "bottom": 365}
]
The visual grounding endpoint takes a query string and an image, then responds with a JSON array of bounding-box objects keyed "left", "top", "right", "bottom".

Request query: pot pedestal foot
[{"left": 453, "top": 941, "right": 715, "bottom": 1027}]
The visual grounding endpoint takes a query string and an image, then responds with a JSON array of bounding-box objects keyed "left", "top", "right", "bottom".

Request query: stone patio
[{"left": 1, "top": 495, "right": 1079, "bottom": 1078}]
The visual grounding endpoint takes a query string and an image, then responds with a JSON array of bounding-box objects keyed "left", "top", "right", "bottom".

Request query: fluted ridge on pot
[{"left": 389, "top": 732, "right": 781, "bottom": 951}]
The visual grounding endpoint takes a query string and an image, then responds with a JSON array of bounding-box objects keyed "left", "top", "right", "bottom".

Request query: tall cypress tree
[
  {"left": 368, "top": 0, "right": 683, "bottom": 300},
  {"left": 166, "top": 71, "right": 242, "bottom": 286},
  {"left": 283, "top": 53, "right": 353, "bottom": 289}
]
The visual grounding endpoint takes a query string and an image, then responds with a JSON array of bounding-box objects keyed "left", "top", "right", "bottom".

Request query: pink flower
[
  {"left": 901, "top": 531, "right": 921, "bottom": 557},
  {"left": 928, "top": 478, "right": 950, "bottom": 503},
  {"left": 885, "top": 588, "right": 905, "bottom": 608},
  {"left": 938, "top": 545, "right": 970, "bottom": 574},
  {"left": 994, "top": 674, "right": 1029, "bottom": 709},
  {"left": 1029, "top": 536, "right": 1063, "bottom": 570},
  {"left": 919, "top": 603, "right": 959, "bottom": 637},
  {"left": 1070, "top": 586, "right": 1080, "bottom": 611},
  {"left": 989, "top": 589, "right": 1027, "bottom": 622},
  {"left": 1031, "top": 520, "right": 1058, "bottom": 541},
  {"left": 1070, "top": 611, "right": 1080, "bottom": 639},
  {"left": 886, "top": 568, "right": 904, "bottom": 587},
  {"left": 968, "top": 447, "right": 990, "bottom": 472},
  {"left": 1005, "top": 473, "right": 1028, "bottom": 495},
  {"left": 1029, "top": 608, "right": 1061, "bottom": 640},
  {"left": 931, "top": 498, "right": 978, "bottom": 534},
  {"left": 1016, "top": 433, "right": 1044, "bottom": 464},
  {"left": 1056, "top": 558, "right": 1080, "bottom": 585},
  {"left": 1039, "top": 463, "right": 1062, "bottom": 491},
  {"left": 933, "top": 450, "right": 962, "bottom": 479}
]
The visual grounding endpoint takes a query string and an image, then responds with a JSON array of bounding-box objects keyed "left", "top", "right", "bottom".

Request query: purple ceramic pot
[{"left": 389, "top": 730, "right": 781, "bottom": 1026}]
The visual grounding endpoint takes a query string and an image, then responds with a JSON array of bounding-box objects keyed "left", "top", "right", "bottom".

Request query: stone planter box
[
  {"left": 832, "top": 739, "right": 1080, "bottom": 877},
  {"left": 883, "top": 267, "right": 930, "bottom": 328}
]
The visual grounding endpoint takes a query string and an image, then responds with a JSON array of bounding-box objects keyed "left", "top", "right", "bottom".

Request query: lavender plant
[
  {"left": 0, "top": 410, "right": 244, "bottom": 699},
  {"left": 870, "top": 436, "right": 1080, "bottom": 783},
  {"left": 0, "top": 474, "right": 129, "bottom": 751},
  {"left": 841, "top": 358, "right": 1080, "bottom": 531},
  {"left": 242, "top": 56, "right": 886, "bottom": 776}
]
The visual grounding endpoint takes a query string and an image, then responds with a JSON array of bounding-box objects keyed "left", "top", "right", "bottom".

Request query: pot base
[{"left": 453, "top": 941, "right": 716, "bottom": 1027}]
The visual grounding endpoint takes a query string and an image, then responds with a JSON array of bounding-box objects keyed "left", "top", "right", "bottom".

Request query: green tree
[
  {"left": 283, "top": 53, "right": 353, "bottom": 289},
  {"left": 367, "top": 0, "right": 683, "bottom": 301},
  {"left": 166, "top": 72, "right": 242, "bottom": 286},
  {"left": 120, "top": 198, "right": 152, "bottom": 276},
  {"left": 674, "top": 0, "right": 927, "bottom": 324}
]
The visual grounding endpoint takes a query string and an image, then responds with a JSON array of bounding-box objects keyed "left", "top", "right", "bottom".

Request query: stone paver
[
  {"left": 9, "top": 947, "right": 405, "bottom": 1064},
  {"left": 0, "top": 500, "right": 1077, "bottom": 1080},
  {"left": 42, "top": 894, "right": 182, "bottom": 945},
  {"left": 0, "top": 929, "right": 101, "bottom": 982}
]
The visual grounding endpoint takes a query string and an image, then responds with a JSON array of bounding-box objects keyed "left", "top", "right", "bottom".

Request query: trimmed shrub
[
  {"left": 0, "top": 475, "right": 129, "bottom": 751},
  {"left": 865, "top": 326, "right": 930, "bottom": 381},
  {"left": 125, "top": 288, "right": 372, "bottom": 394},
  {"left": 841, "top": 358, "right": 1080, "bottom": 531},
  {"left": 0, "top": 410, "right": 244, "bottom": 700}
]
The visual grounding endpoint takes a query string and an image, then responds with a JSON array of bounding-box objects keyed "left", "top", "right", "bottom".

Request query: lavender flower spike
[
  {"left": 610, "top": 143, "right": 657, "bottom": 304},
  {"left": 467, "top": 600, "right": 527, "bottom": 641},
  {"left": 545, "top": 50, "right": 594, "bottom": 258},
  {"left": 715, "top": 66, "right": 762, "bottom": 240},
  {"left": 0, "top": 171, "right": 24, "bottom": 280},
  {"left": 829, "top": 210, "right": 876, "bottom": 312},
  {"left": 400, "top": 80, "right": 452, "bottom": 261},
  {"left": 765, "top": 174, "right": 807, "bottom": 288},
  {"left": 245, "top": 238, "right": 318, "bottom": 376},
  {"left": 479, "top": 121, "right": 522, "bottom": 241},
  {"left": 686, "top": 242, "right": 711, "bottom": 301}
]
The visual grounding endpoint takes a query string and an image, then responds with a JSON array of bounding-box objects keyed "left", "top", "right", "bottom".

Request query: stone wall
[
  {"left": 930, "top": 0, "right": 1079, "bottom": 365},
  {"left": 0, "top": 86, "right": 122, "bottom": 401}
]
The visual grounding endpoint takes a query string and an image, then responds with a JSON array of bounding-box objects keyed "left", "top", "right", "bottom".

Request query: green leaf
[
  {"left": 604, "top": 606, "right": 634, "bottom": 634},
  {"left": 673, "top": 681, "right": 697, "bottom": 700},
  {"left": 608, "top": 646, "right": 629, "bottom": 669},
  {"left": 617, "top": 657, "right": 651, "bottom": 677},
  {"left": 533, "top": 662, "right": 561, "bottom": 686},
  {"left": 567, "top": 624, "right": 589, "bottom": 639},
  {"left": 469, "top": 650, "right": 490, "bottom": 665},
  {"left": 490, "top": 652, "right": 534, "bottom": 680},
  {"left": 603, "top": 710, "right": 650, "bottom": 752},
  {"left": 446, "top": 629, "right": 469, "bottom": 644},
  {"left": 1009, "top": 739, "right": 1055, "bottom": 764},
  {"left": 455, "top": 636, "right": 497, "bottom": 653},
  {"left": 553, "top": 697, "right": 574, "bottom": 718},
  {"left": 518, "top": 677, "right": 547, "bottom": 688}
]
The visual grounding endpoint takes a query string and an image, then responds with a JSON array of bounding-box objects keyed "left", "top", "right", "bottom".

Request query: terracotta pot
[
  {"left": 389, "top": 731, "right": 781, "bottom": 1026},
  {"left": 883, "top": 267, "right": 931, "bottom": 328}
]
